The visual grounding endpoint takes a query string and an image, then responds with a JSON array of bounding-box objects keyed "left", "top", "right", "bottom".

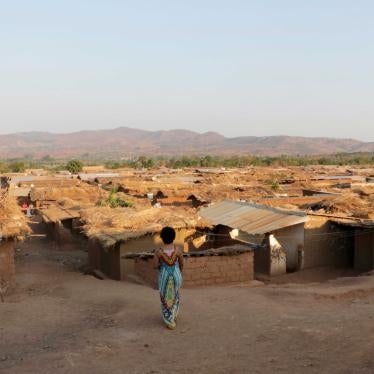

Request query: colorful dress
[{"left": 158, "top": 249, "right": 183, "bottom": 329}]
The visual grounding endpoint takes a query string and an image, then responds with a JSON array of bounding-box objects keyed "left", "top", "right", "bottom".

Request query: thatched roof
[
  {"left": 316, "top": 192, "right": 373, "bottom": 219},
  {"left": 114, "top": 176, "right": 276, "bottom": 204},
  {"left": 41, "top": 205, "right": 81, "bottom": 223},
  {"left": 0, "top": 190, "right": 31, "bottom": 239},
  {"left": 30, "top": 185, "right": 103, "bottom": 203},
  {"left": 81, "top": 206, "right": 210, "bottom": 248}
]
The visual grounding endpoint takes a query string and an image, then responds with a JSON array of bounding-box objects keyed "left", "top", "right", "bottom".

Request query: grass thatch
[
  {"left": 353, "top": 186, "right": 374, "bottom": 197},
  {"left": 81, "top": 205, "right": 210, "bottom": 243},
  {"left": 0, "top": 190, "right": 31, "bottom": 239},
  {"left": 31, "top": 185, "right": 104, "bottom": 203},
  {"left": 114, "top": 178, "right": 276, "bottom": 204},
  {"left": 319, "top": 192, "right": 371, "bottom": 218}
]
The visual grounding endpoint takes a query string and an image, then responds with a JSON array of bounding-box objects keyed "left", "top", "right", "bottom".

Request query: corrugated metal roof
[
  {"left": 199, "top": 200, "right": 308, "bottom": 235},
  {"left": 311, "top": 175, "right": 353, "bottom": 180},
  {"left": 10, "top": 176, "right": 36, "bottom": 183},
  {"left": 78, "top": 173, "right": 120, "bottom": 181}
]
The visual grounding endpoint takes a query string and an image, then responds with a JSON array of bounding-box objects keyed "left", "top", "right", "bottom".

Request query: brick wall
[
  {"left": 134, "top": 258, "right": 158, "bottom": 287},
  {"left": 304, "top": 216, "right": 353, "bottom": 268},
  {"left": 0, "top": 240, "right": 16, "bottom": 286},
  {"left": 45, "top": 221, "right": 73, "bottom": 245},
  {"left": 354, "top": 229, "right": 374, "bottom": 271},
  {"left": 88, "top": 239, "right": 121, "bottom": 280},
  {"left": 134, "top": 252, "right": 254, "bottom": 288}
]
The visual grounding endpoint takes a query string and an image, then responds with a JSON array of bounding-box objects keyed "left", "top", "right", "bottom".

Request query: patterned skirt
[{"left": 158, "top": 261, "right": 182, "bottom": 329}]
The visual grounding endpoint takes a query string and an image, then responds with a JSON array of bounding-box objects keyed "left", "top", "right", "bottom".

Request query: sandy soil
[{"left": 1, "top": 237, "right": 374, "bottom": 374}]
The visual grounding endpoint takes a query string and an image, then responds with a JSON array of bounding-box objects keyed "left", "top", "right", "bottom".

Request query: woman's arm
[
  {"left": 177, "top": 249, "right": 184, "bottom": 272},
  {"left": 153, "top": 249, "right": 160, "bottom": 269}
]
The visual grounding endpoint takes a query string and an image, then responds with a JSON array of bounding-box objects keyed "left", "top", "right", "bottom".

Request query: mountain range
[{"left": 1, "top": 127, "right": 373, "bottom": 159}]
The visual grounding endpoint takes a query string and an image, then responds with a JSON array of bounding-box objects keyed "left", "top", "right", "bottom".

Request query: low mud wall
[
  {"left": 87, "top": 239, "right": 121, "bottom": 280},
  {"left": 134, "top": 249, "right": 254, "bottom": 288}
]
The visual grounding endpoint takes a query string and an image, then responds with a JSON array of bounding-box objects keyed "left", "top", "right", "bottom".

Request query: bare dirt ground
[{"left": 1, "top": 236, "right": 374, "bottom": 374}]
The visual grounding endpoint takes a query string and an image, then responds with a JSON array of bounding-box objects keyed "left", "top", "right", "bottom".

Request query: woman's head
[{"left": 160, "top": 226, "right": 176, "bottom": 245}]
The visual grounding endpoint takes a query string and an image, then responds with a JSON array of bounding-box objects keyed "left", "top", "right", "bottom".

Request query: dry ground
[{"left": 1, "top": 237, "right": 374, "bottom": 374}]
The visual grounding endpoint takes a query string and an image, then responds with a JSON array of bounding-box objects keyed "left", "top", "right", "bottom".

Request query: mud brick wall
[
  {"left": 304, "top": 216, "right": 353, "bottom": 268},
  {"left": 0, "top": 240, "right": 16, "bottom": 286},
  {"left": 87, "top": 239, "right": 121, "bottom": 280},
  {"left": 134, "top": 252, "right": 254, "bottom": 288},
  {"left": 134, "top": 258, "right": 158, "bottom": 288},
  {"left": 45, "top": 221, "right": 73, "bottom": 245},
  {"left": 183, "top": 252, "right": 254, "bottom": 286}
]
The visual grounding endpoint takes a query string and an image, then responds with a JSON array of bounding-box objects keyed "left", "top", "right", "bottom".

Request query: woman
[{"left": 153, "top": 226, "right": 184, "bottom": 329}]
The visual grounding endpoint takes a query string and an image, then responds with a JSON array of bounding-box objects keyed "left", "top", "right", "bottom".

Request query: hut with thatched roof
[
  {"left": 81, "top": 205, "right": 210, "bottom": 280},
  {"left": 30, "top": 184, "right": 103, "bottom": 209},
  {"left": 40, "top": 205, "right": 83, "bottom": 248},
  {"left": 0, "top": 190, "right": 30, "bottom": 299}
]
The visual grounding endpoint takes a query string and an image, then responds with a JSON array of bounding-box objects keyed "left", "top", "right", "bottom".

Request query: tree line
[
  {"left": 104, "top": 153, "right": 374, "bottom": 169},
  {"left": 0, "top": 159, "right": 84, "bottom": 174},
  {"left": 1, "top": 153, "right": 374, "bottom": 173}
]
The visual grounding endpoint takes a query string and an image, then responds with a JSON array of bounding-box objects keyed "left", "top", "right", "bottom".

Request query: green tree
[
  {"left": 66, "top": 160, "right": 83, "bottom": 174},
  {"left": 8, "top": 161, "right": 26, "bottom": 173}
]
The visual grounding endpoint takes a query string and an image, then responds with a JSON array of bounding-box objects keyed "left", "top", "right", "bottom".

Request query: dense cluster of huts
[
  {"left": 1, "top": 165, "right": 374, "bottom": 296},
  {"left": 0, "top": 189, "right": 30, "bottom": 300}
]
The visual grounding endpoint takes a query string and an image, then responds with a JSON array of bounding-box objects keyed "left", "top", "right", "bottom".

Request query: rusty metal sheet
[{"left": 199, "top": 200, "right": 307, "bottom": 234}]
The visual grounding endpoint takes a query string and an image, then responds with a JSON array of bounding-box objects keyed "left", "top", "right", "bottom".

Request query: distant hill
[{"left": 0, "top": 127, "right": 373, "bottom": 159}]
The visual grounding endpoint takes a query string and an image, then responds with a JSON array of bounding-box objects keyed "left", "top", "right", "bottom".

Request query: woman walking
[{"left": 153, "top": 227, "right": 184, "bottom": 329}]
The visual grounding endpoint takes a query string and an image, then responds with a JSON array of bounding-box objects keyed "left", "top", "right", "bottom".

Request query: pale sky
[{"left": 0, "top": 1, "right": 373, "bottom": 140}]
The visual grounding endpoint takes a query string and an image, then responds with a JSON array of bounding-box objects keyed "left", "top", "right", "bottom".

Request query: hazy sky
[{"left": 1, "top": 1, "right": 373, "bottom": 140}]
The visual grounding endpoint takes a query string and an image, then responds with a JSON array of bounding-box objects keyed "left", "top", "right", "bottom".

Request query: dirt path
[{"left": 1, "top": 237, "right": 374, "bottom": 374}]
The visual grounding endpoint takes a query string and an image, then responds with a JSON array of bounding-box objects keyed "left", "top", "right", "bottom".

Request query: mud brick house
[
  {"left": 30, "top": 183, "right": 103, "bottom": 209},
  {"left": 302, "top": 214, "right": 355, "bottom": 269},
  {"left": 40, "top": 205, "right": 83, "bottom": 248},
  {"left": 86, "top": 228, "right": 199, "bottom": 280},
  {"left": 299, "top": 210, "right": 374, "bottom": 272},
  {"left": 0, "top": 189, "right": 30, "bottom": 298},
  {"left": 199, "top": 200, "right": 308, "bottom": 278},
  {"left": 130, "top": 245, "right": 258, "bottom": 288},
  {"left": 329, "top": 218, "right": 374, "bottom": 272},
  {"left": 81, "top": 206, "right": 211, "bottom": 281}
]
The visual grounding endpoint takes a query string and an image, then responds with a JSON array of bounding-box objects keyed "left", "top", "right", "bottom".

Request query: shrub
[
  {"left": 96, "top": 185, "right": 133, "bottom": 208},
  {"left": 66, "top": 160, "right": 83, "bottom": 174}
]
